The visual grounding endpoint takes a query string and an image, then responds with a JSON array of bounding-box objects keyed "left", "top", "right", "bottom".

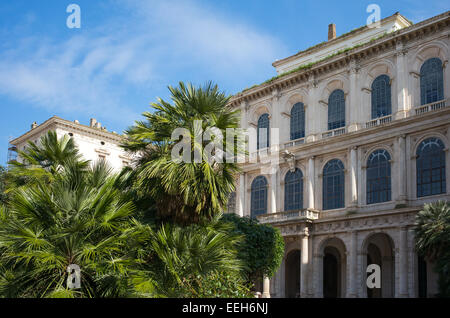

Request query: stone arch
[
  {"left": 410, "top": 41, "right": 448, "bottom": 73},
  {"left": 318, "top": 155, "right": 348, "bottom": 211},
  {"left": 316, "top": 236, "right": 348, "bottom": 298},
  {"left": 249, "top": 104, "right": 272, "bottom": 126},
  {"left": 361, "top": 232, "right": 395, "bottom": 298},
  {"left": 284, "top": 249, "right": 301, "bottom": 298},
  {"left": 361, "top": 60, "right": 397, "bottom": 120},
  {"left": 280, "top": 166, "right": 305, "bottom": 212},
  {"left": 409, "top": 41, "right": 448, "bottom": 107},
  {"left": 318, "top": 76, "right": 349, "bottom": 132},
  {"left": 411, "top": 133, "right": 448, "bottom": 199},
  {"left": 362, "top": 144, "right": 394, "bottom": 164},
  {"left": 278, "top": 91, "right": 308, "bottom": 143},
  {"left": 412, "top": 132, "right": 448, "bottom": 155}
]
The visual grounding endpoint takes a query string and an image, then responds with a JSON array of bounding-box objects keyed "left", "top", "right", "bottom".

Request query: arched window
[
  {"left": 328, "top": 89, "right": 346, "bottom": 130},
  {"left": 366, "top": 149, "right": 391, "bottom": 204},
  {"left": 251, "top": 176, "right": 268, "bottom": 217},
  {"left": 420, "top": 58, "right": 444, "bottom": 105},
  {"left": 284, "top": 169, "right": 303, "bottom": 211},
  {"left": 416, "top": 137, "right": 446, "bottom": 197},
  {"left": 323, "top": 159, "right": 345, "bottom": 210},
  {"left": 257, "top": 113, "right": 270, "bottom": 150},
  {"left": 371, "top": 75, "right": 392, "bottom": 119},
  {"left": 290, "top": 102, "right": 305, "bottom": 140}
]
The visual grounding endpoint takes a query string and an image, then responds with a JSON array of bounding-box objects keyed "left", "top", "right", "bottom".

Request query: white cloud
[{"left": 0, "top": 0, "right": 287, "bottom": 124}]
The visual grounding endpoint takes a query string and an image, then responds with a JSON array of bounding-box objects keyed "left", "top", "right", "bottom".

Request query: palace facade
[
  {"left": 9, "top": 116, "right": 131, "bottom": 171},
  {"left": 227, "top": 11, "right": 450, "bottom": 298}
]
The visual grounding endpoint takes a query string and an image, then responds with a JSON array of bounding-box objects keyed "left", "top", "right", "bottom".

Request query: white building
[
  {"left": 228, "top": 11, "right": 450, "bottom": 298},
  {"left": 9, "top": 116, "right": 131, "bottom": 171}
]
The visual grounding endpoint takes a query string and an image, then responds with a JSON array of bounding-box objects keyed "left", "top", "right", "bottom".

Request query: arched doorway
[
  {"left": 418, "top": 255, "right": 427, "bottom": 298},
  {"left": 319, "top": 237, "right": 347, "bottom": 298},
  {"left": 363, "top": 233, "right": 395, "bottom": 298},
  {"left": 323, "top": 246, "right": 341, "bottom": 298},
  {"left": 285, "top": 250, "right": 300, "bottom": 298}
]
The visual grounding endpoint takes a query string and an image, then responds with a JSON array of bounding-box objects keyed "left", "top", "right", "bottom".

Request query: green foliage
[
  {"left": 221, "top": 214, "right": 284, "bottom": 281},
  {"left": 415, "top": 200, "right": 450, "bottom": 297},
  {"left": 0, "top": 158, "right": 142, "bottom": 298},
  {"left": 194, "top": 271, "right": 254, "bottom": 298},
  {"left": 0, "top": 166, "right": 8, "bottom": 204},
  {"left": 241, "top": 32, "right": 390, "bottom": 92},
  {"left": 134, "top": 217, "right": 245, "bottom": 297},
  {"left": 122, "top": 81, "right": 241, "bottom": 225},
  {"left": 1, "top": 103, "right": 254, "bottom": 298}
]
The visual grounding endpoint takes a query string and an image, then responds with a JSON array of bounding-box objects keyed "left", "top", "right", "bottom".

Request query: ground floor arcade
[{"left": 258, "top": 209, "right": 439, "bottom": 298}]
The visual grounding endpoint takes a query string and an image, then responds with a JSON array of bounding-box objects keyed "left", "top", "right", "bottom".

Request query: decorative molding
[
  {"left": 409, "top": 71, "right": 420, "bottom": 78},
  {"left": 95, "top": 148, "right": 111, "bottom": 156}
]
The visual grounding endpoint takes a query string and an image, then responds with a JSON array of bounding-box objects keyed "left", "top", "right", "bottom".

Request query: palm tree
[
  {"left": 122, "top": 82, "right": 241, "bottom": 224},
  {"left": 7, "top": 131, "right": 89, "bottom": 190},
  {"left": 415, "top": 200, "right": 450, "bottom": 297},
  {"left": 0, "top": 134, "right": 142, "bottom": 297},
  {"left": 0, "top": 160, "right": 143, "bottom": 297}
]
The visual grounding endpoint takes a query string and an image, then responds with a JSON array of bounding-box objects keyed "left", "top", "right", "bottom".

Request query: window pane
[
  {"left": 416, "top": 138, "right": 446, "bottom": 197},
  {"left": 328, "top": 90, "right": 346, "bottom": 130},
  {"left": 323, "top": 159, "right": 345, "bottom": 210},
  {"left": 251, "top": 176, "right": 268, "bottom": 217},
  {"left": 285, "top": 169, "right": 303, "bottom": 211},
  {"left": 366, "top": 149, "right": 391, "bottom": 204},
  {"left": 290, "top": 103, "right": 305, "bottom": 140},
  {"left": 257, "top": 114, "right": 270, "bottom": 150},
  {"left": 371, "top": 75, "right": 392, "bottom": 119},
  {"left": 420, "top": 58, "right": 444, "bottom": 105}
]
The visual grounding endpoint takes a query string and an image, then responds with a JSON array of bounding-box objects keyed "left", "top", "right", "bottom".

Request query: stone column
[
  {"left": 313, "top": 252, "right": 324, "bottom": 297},
  {"left": 399, "top": 227, "right": 409, "bottom": 297},
  {"left": 300, "top": 229, "right": 309, "bottom": 298},
  {"left": 238, "top": 174, "right": 245, "bottom": 217},
  {"left": 307, "top": 156, "right": 315, "bottom": 210},
  {"left": 348, "top": 61, "right": 360, "bottom": 132},
  {"left": 408, "top": 227, "right": 416, "bottom": 297},
  {"left": 262, "top": 276, "right": 271, "bottom": 298},
  {"left": 395, "top": 44, "right": 409, "bottom": 119},
  {"left": 306, "top": 79, "right": 319, "bottom": 142},
  {"left": 348, "top": 230, "right": 358, "bottom": 297},
  {"left": 396, "top": 135, "right": 407, "bottom": 203},
  {"left": 350, "top": 147, "right": 358, "bottom": 206},
  {"left": 270, "top": 171, "right": 277, "bottom": 213}
]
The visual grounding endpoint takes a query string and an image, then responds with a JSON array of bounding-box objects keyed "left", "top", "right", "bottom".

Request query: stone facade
[
  {"left": 10, "top": 116, "right": 131, "bottom": 171},
  {"left": 228, "top": 11, "right": 450, "bottom": 298}
]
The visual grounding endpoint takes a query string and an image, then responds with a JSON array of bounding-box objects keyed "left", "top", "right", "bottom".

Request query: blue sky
[{"left": 0, "top": 0, "right": 448, "bottom": 164}]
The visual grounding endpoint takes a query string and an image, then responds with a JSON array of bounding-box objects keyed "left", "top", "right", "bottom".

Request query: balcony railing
[
  {"left": 257, "top": 208, "right": 319, "bottom": 224},
  {"left": 322, "top": 127, "right": 346, "bottom": 139},
  {"left": 365, "top": 114, "right": 392, "bottom": 128},
  {"left": 281, "top": 137, "right": 305, "bottom": 149},
  {"left": 414, "top": 99, "right": 448, "bottom": 116}
]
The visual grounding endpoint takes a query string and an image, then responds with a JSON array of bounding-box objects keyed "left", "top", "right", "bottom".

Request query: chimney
[
  {"left": 328, "top": 23, "right": 336, "bottom": 41},
  {"left": 90, "top": 118, "right": 97, "bottom": 127}
]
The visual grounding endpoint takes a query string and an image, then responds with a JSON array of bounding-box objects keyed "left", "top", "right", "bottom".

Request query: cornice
[
  {"left": 272, "top": 13, "right": 411, "bottom": 68},
  {"left": 10, "top": 116, "right": 125, "bottom": 146},
  {"left": 229, "top": 11, "right": 450, "bottom": 108}
]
